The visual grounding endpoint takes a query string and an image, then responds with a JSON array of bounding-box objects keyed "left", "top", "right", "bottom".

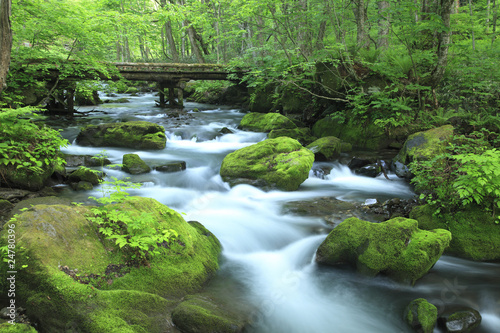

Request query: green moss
[
  {"left": 76, "top": 121, "right": 166, "bottom": 150},
  {"left": 312, "top": 117, "right": 386, "bottom": 150},
  {"left": 0, "top": 198, "right": 222, "bottom": 332},
  {"left": 220, "top": 137, "right": 314, "bottom": 191},
  {"left": 268, "top": 128, "right": 317, "bottom": 146},
  {"left": 98, "top": 197, "right": 221, "bottom": 297},
  {"left": 395, "top": 125, "right": 454, "bottom": 164},
  {"left": 68, "top": 166, "right": 101, "bottom": 185},
  {"left": 2, "top": 166, "right": 54, "bottom": 191},
  {"left": 306, "top": 136, "right": 352, "bottom": 161},
  {"left": 316, "top": 217, "right": 451, "bottom": 284},
  {"left": 122, "top": 154, "right": 151, "bottom": 174},
  {"left": 0, "top": 323, "right": 38, "bottom": 332},
  {"left": 238, "top": 112, "right": 297, "bottom": 132},
  {"left": 172, "top": 295, "right": 245, "bottom": 333},
  {"left": 404, "top": 298, "right": 437, "bottom": 333},
  {"left": 410, "top": 204, "right": 500, "bottom": 261}
]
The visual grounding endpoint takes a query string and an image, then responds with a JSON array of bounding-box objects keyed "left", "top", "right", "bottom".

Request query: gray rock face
[
  {"left": 154, "top": 161, "right": 186, "bottom": 173},
  {"left": 438, "top": 308, "right": 482, "bottom": 333}
]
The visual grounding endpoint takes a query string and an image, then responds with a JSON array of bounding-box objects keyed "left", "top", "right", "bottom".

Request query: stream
[{"left": 56, "top": 92, "right": 500, "bottom": 333}]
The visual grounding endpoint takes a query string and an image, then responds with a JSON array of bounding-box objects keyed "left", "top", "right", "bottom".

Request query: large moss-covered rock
[
  {"left": 122, "top": 153, "right": 151, "bottom": 174},
  {"left": 238, "top": 113, "right": 297, "bottom": 132},
  {"left": 306, "top": 136, "right": 352, "bottom": 161},
  {"left": 76, "top": 121, "right": 166, "bottom": 150},
  {"left": 395, "top": 125, "right": 454, "bottom": 164},
  {"left": 405, "top": 298, "right": 438, "bottom": 333},
  {"left": 0, "top": 197, "right": 221, "bottom": 332},
  {"left": 220, "top": 137, "right": 314, "bottom": 191},
  {"left": 0, "top": 166, "right": 54, "bottom": 191},
  {"left": 410, "top": 204, "right": 500, "bottom": 261},
  {"left": 172, "top": 295, "right": 246, "bottom": 333},
  {"left": 268, "top": 128, "right": 317, "bottom": 146},
  {"left": 315, "top": 217, "right": 451, "bottom": 284}
]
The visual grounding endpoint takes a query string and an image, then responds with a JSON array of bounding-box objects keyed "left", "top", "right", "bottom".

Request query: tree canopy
[{"left": 0, "top": 0, "right": 498, "bottom": 132}]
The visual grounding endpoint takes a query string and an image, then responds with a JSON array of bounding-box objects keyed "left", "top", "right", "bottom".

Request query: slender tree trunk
[
  {"left": 316, "top": 20, "right": 327, "bottom": 50},
  {"left": 353, "top": 0, "right": 370, "bottom": 49},
  {"left": 160, "top": 0, "right": 180, "bottom": 62},
  {"left": 186, "top": 22, "right": 205, "bottom": 63},
  {"left": 181, "top": 21, "right": 186, "bottom": 58},
  {"left": 297, "top": 0, "right": 312, "bottom": 58},
  {"left": 430, "top": 0, "right": 455, "bottom": 88},
  {"left": 0, "top": 0, "right": 12, "bottom": 93},
  {"left": 487, "top": 0, "right": 491, "bottom": 32},
  {"left": 377, "top": 0, "right": 390, "bottom": 49},
  {"left": 165, "top": 20, "right": 180, "bottom": 62}
]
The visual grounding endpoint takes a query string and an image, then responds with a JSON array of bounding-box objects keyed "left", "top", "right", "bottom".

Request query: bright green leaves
[
  {"left": 410, "top": 131, "right": 500, "bottom": 221},
  {"left": 88, "top": 178, "right": 179, "bottom": 264},
  {"left": 0, "top": 107, "right": 68, "bottom": 175},
  {"left": 452, "top": 149, "right": 500, "bottom": 215}
]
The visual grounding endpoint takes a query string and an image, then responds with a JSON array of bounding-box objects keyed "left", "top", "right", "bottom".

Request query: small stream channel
[{"left": 55, "top": 92, "right": 500, "bottom": 333}]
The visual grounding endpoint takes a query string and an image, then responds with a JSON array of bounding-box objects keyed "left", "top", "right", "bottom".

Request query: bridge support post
[
  {"left": 157, "top": 82, "right": 167, "bottom": 108},
  {"left": 177, "top": 81, "right": 186, "bottom": 107}
]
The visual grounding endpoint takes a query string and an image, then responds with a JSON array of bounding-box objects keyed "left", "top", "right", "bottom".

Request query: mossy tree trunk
[{"left": 0, "top": 0, "right": 12, "bottom": 93}]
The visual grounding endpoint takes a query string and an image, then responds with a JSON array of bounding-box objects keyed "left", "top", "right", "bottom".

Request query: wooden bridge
[{"left": 30, "top": 61, "right": 246, "bottom": 110}]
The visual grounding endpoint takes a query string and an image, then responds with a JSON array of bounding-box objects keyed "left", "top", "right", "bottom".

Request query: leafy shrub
[
  {"left": 88, "top": 177, "right": 178, "bottom": 264},
  {"left": 0, "top": 107, "right": 68, "bottom": 176},
  {"left": 410, "top": 130, "right": 500, "bottom": 221}
]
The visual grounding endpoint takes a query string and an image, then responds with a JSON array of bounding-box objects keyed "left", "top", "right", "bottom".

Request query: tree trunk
[
  {"left": 0, "top": 0, "right": 12, "bottom": 94},
  {"left": 165, "top": 20, "right": 180, "bottom": 62},
  {"left": 377, "top": 0, "right": 390, "bottom": 49},
  {"left": 353, "top": 0, "right": 370, "bottom": 49},
  {"left": 430, "top": 0, "right": 455, "bottom": 88},
  {"left": 297, "top": 0, "right": 312, "bottom": 59},
  {"left": 186, "top": 22, "right": 205, "bottom": 63}
]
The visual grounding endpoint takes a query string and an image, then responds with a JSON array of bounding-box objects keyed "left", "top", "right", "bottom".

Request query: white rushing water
[{"left": 58, "top": 93, "right": 500, "bottom": 333}]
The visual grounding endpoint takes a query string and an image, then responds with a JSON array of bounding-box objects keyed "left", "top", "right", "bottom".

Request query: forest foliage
[{"left": 0, "top": 0, "right": 499, "bottom": 216}]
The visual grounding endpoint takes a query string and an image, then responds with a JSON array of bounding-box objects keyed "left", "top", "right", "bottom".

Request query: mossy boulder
[
  {"left": 172, "top": 295, "right": 246, "bottom": 333},
  {"left": 238, "top": 113, "right": 297, "bottom": 132},
  {"left": 76, "top": 121, "right": 166, "bottom": 150},
  {"left": 0, "top": 197, "right": 221, "bottom": 332},
  {"left": 306, "top": 136, "right": 352, "bottom": 161},
  {"left": 410, "top": 204, "right": 500, "bottom": 261},
  {"left": 0, "top": 166, "right": 54, "bottom": 192},
  {"left": 68, "top": 166, "right": 101, "bottom": 185},
  {"left": 312, "top": 117, "right": 386, "bottom": 150},
  {"left": 220, "top": 137, "right": 314, "bottom": 191},
  {"left": 405, "top": 298, "right": 438, "bottom": 333},
  {"left": 122, "top": 153, "right": 151, "bottom": 174},
  {"left": 395, "top": 125, "right": 454, "bottom": 164},
  {"left": 268, "top": 128, "right": 317, "bottom": 146},
  {"left": 315, "top": 217, "right": 451, "bottom": 284}
]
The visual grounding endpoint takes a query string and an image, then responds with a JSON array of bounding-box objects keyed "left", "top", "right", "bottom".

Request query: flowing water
[{"left": 56, "top": 93, "right": 500, "bottom": 333}]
